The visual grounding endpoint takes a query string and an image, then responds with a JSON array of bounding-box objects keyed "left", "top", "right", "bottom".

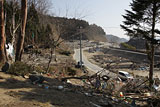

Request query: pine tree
[
  {"left": 121, "top": 0, "right": 160, "bottom": 88},
  {"left": 25, "top": 3, "right": 39, "bottom": 44}
]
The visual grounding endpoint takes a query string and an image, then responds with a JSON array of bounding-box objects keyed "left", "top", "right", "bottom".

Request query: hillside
[
  {"left": 126, "top": 38, "right": 146, "bottom": 50},
  {"left": 84, "top": 24, "right": 107, "bottom": 42},
  {"left": 124, "top": 38, "right": 160, "bottom": 53},
  {"left": 105, "top": 34, "right": 127, "bottom": 44},
  {"left": 38, "top": 15, "right": 107, "bottom": 42}
]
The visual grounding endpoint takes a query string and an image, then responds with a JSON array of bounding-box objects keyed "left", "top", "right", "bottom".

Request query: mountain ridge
[{"left": 105, "top": 34, "right": 128, "bottom": 44}]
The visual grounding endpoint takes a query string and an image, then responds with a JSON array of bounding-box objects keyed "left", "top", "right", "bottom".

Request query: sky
[{"left": 51, "top": 0, "right": 132, "bottom": 40}]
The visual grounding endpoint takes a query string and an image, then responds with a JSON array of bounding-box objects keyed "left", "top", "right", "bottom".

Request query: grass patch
[
  {"left": 33, "top": 65, "right": 45, "bottom": 74},
  {"left": 120, "top": 43, "right": 136, "bottom": 50},
  {"left": 7, "top": 61, "right": 32, "bottom": 76},
  {"left": 66, "top": 67, "right": 77, "bottom": 76}
]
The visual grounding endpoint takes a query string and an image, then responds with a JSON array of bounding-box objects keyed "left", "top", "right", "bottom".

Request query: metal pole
[{"left": 80, "top": 33, "right": 82, "bottom": 70}]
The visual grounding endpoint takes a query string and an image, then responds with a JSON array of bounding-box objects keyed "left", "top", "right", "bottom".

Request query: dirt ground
[
  {"left": 1, "top": 43, "right": 159, "bottom": 107},
  {"left": 0, "top": 48, "right": 110, "bottom": 107},
  {"left": 0, "top": 70, "right": 106, "bottom": 107}
]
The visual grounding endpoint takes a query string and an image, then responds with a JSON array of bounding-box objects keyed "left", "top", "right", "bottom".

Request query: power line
[{"left": 103, "top": 26, "right": 120, "bottom": 29}]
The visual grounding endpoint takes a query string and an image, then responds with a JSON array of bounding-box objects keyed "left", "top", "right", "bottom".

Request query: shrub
[
  {"left": 59, "top": 50, "right": 71, "bottom": 56},
  {"left": 46, "top": 66, "right": 56, "bottom": 73},
  {"left": 120, "top": 43, "right": 136, "bottom": 50},
  {"left": 33, "top": 66, "right": 45, "bottom": 74},
  {"left": 7, "top": 61, "right": 32, "bottom": 76}
]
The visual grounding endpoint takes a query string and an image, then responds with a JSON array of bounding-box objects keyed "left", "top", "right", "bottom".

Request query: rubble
[
  {"left": 29, "top": 75, "right": 45, "bottom": 84},
  {"left": 1, "top": 41, "right": 159, "bottom": 107},
  {"left": 60, "top": 68, "right": 160, "bottom": 107}
]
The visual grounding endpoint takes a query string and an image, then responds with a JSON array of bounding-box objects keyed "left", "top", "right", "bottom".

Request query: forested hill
[
  {"left": 39, "top": 15, "right": 107, "bottom": 42},
  {"left": 84, "top": 24, "right": 107, "bottom": 42},
  {"left": 125, "top": 38, "right": 146, "bottom": 49}
]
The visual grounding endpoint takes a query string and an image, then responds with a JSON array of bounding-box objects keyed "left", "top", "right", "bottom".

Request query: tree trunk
[
  {"left": 11, "top": 11, "right": 16, "bottom": 46},
  {"left": 149, "top": 1, "right": 156, "bottom": 88},
  {"left": 0, "top": 0, "right": 6, "bottom": 63},
  {"left": 46, "top": 47, "right": 54, "bottom": 73},
  {"left": 149, "top": 45, "right": 155, "bottom": 88},
  {"left": 15, "top": 0, "right": 27, "bottom": 61}
]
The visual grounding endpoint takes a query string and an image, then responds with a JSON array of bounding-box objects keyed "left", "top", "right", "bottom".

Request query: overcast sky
[{"left": 51, "top": 0, "right": 132, "bottom": 39}]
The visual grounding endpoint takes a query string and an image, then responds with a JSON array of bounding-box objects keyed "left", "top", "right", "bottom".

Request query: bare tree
[
  {"left": 6, "top": 0, "right": 20, "bottom": 5},
  {"left": 28, "top": 0, "right": 52, "bottom": 14},
  {"left": 46, "top": 24, "right": 64, "bottom": 73},
  {"left": 7, "top": 0, "right": 21, "bottom": 47},
  {"left": 15, "top": 0, "right": 27, "bottom": 61},
  {"left": 0, "top": 0, "right": 6, "bottom": 63}
]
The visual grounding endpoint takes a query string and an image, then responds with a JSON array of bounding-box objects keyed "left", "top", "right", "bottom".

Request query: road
[
  {"left": 73, "top": 45, "right": 160, "bottom": 79},
  {"left": 73, "top": 45, "right": 152, "bottom": 73},
  {"left": 73, "top": 48, "right": 103, "bottom": 73}
]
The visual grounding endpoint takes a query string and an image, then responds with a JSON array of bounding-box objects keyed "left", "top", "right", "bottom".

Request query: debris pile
[{"left": 61, "top": 69, "right": 160, "bottom": 106}]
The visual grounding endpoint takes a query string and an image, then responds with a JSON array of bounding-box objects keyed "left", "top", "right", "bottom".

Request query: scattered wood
[{"left": 89, "top": 102, "right": 102, "bottom": 107}]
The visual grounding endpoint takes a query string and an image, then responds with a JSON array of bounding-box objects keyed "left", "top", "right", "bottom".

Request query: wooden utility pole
[
  {"left": 79, "top": 26, "right": 83, "bottom": 70},
  {"left": 0, "top": 0, "right": 6, "bottom": 63},
  {"left": 15, "top": 0, "right": 27, "bottom": 61},
  {"left": 80, "top": 33, "right": 82, "bottom": 69}
]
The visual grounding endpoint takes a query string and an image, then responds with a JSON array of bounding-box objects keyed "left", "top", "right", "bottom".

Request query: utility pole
[{"left": 80, "top": 33, "right": 82, "bottom": 70}]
